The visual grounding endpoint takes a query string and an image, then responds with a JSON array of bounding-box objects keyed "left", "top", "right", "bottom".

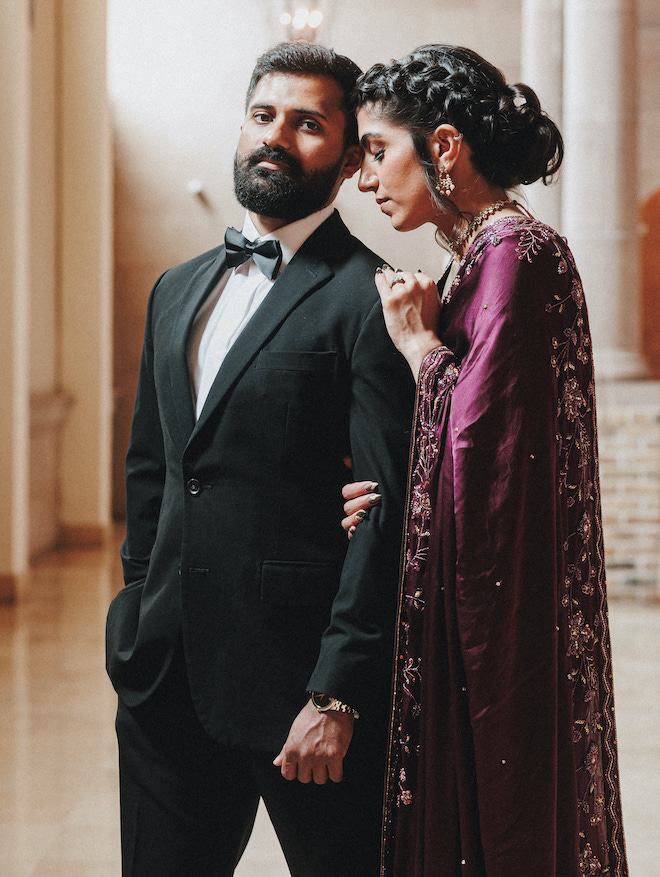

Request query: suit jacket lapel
[
  {"left": 189, "top": 246, "right": 334, "bottom": 445},
  {"left": 166, "top": 249, "right": 228, "bottom": 453}
]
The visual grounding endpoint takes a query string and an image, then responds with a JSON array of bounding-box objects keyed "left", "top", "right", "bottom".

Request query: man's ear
[{"left": 340, "top": 144, "right": 364, "bottom": 180}]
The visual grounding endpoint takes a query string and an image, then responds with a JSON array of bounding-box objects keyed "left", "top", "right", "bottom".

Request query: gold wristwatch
[{"left": 309, "top": 692, "right": 359, "bottom": 719}]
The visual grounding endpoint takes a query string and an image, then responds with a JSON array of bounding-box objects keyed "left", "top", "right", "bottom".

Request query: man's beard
[{"left": 233, "top": 146, "right": 345, "bottom": 222}]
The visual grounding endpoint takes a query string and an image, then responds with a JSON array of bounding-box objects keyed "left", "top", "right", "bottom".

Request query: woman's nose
[{"left": 358, "top": 164, "right": 377, "bottom": 192}]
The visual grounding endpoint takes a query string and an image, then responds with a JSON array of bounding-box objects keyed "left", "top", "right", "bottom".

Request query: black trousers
[{"left": 115, "top": 663, "right": 386, "bottom": 876}]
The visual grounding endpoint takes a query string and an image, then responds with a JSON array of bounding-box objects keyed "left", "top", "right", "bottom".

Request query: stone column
[
  {"left": 0, "top": 0, "right": 31, "bottom": 601},
  {"left": 520, "top": 0, "right": 564, "bottom": 230},
  {"left": 58, "top": 0, "right": 114, "bottom": 546},
  {"left": 562, "top": 0, "right": 647, "bottom": 380}
]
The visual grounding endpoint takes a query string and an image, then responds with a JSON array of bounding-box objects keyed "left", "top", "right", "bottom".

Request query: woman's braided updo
[{"left": 353, "top": 45, "right": 563, "bottom": 216}]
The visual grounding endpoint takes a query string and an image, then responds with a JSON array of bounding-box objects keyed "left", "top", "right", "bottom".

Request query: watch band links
[{"left": 309, "top": 691, "right": 360, "bottom": 719}]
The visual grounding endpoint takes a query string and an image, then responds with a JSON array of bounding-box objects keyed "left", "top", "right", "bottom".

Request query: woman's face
[{"left": 357, "top": 106, "right": 438, "bottom": 233}]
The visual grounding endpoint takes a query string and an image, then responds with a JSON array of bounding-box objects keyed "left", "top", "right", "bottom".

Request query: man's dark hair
[{"left": 245, "top": 42, "right": 362, "bottom": 146}]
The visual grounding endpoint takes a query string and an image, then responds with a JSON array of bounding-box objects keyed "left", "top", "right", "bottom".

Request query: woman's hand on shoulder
[
  {"left": 341, "top": 481, "right": 381, "bottom": 539},
  {"left": 375, "top": 266, "right": 443, "bottom": 377}
]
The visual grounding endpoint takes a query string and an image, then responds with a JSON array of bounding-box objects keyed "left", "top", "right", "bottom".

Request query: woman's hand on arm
[
  {"left": 341, "top": 481, "right": 381, "bottom": 538},
  {"left": 375, "top": 267, "right": 443, "bottom": 378}
]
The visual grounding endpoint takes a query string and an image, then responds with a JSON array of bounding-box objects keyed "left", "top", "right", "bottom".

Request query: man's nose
[{"left": 262, "top": 119, "right": 291, "bottom": 151}]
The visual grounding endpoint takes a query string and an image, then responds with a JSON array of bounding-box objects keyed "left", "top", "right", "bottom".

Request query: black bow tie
[{"left": 224, "top": 227, "right": 283, "bottom": 280}]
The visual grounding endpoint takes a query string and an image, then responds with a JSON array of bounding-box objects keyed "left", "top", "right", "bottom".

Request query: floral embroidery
[
  {"left": 585, "top": 742, "right": 600, "bottom": 776},
  {"left": 515, "top": 223, "right": 552, "bottom": 262},
  {"left": 579, "top": 842, "right": 603, "bottom": 875},
  {"left": 578, "top": 513, "right": 592, "bottom": 543},
  {"left": 386, "top": 348, "right": 459, "bottom": 822},
  {"left": 397, "top": 767, "right": 413, "bottom": 805},
  {"left": 563, "top": 378, "right": 586, "bottom": 421},
  {"left": 406, "top": 355, "right": 459, "bottom": 573},
  {"left": 568, "top": 611, "right": 594, "bottom": 657},
  {"left": 397, "top": 744, "right": 414, "bottom": 804},
  {"left": 401, "top": 657, "right": 422, "bottom": 718},
  {"left": 572, "top": 279, "right": 585, "bottom": 308}
]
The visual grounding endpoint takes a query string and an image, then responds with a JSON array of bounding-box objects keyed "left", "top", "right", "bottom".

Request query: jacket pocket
[
  {"left": 105, "top": 579, "right": 145, "bottom": 679},
  {"left": 261, "top": 560, "right": 341, "bottom": 607},
  {"left": 254, "top": 350, "right": 336, "bottom": 373}
]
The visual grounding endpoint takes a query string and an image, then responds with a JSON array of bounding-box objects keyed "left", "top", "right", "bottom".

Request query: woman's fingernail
[
  {"left": 363, "top": 482, "right": 378, "bottom": 492},
  {"left": 367, "top": 493, "right": 382, "bottom": 506},
  {"left": 375, "top": 266, "right": 383, "bottom": 274},
  {"left": 355, "top": 509, "right": 368, "bottom": 520},
  {"left": 382, "top": 263, "right": 392, "bottom": 270}
]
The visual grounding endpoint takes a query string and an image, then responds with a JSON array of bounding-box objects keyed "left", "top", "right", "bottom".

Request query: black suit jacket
[{"left": 106, "top": 211, "right": 415, "bottom": 751}]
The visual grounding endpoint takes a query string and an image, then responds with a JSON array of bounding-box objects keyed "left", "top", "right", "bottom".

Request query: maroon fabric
[{"left": 383, "top": 219, "right": 628, "bottom": 877}]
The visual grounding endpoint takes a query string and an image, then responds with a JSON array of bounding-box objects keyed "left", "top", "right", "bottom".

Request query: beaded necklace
[{"left": 448, "top": 199, "right": 517, "bottom": 259}]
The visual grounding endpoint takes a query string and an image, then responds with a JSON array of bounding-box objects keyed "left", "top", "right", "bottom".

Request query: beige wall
[
  {"left": 0, "top": 0, "right": 31, "bottom": 599},
  {"left": 640, "top": 1, "right": 660, "bottom": 380},
  {"left": 0, "top": 0, "right": 113, "bottom": 598},
  {"left": 58, "top": 1, "right": 113, "bottom": 541},
  {"left": 30, "top": 0, "right": 59, "bottom": 394},
  {"left": 640, "top": 0, "right": 660, "bottom": 200}
]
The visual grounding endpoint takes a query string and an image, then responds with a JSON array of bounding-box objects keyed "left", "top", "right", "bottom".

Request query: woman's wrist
[{"left": 400, "top": 334, "right": 443, "bottom": 377}]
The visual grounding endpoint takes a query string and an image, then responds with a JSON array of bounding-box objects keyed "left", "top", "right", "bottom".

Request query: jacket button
[{"left": 186, "top": 478, "right": 201, "bottom": 495}]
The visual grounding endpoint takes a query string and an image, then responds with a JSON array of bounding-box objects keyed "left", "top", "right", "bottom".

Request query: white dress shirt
[{"left": 187, "top": 205, "right": 334, "bottom": 420}]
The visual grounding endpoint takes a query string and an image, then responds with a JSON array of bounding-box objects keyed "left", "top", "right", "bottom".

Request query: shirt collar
[{"left": 241, "top": 204, "right": 335, "bottom": 272}]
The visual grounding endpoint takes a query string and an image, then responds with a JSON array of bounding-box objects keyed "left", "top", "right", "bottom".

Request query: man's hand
[{"left": 273, "top": 699, "right": 354, "bottom": 784}]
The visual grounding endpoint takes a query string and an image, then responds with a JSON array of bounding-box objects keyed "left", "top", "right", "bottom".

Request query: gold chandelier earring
[{"left": 436, "top": 165, "right": 455, "bottom": 198}]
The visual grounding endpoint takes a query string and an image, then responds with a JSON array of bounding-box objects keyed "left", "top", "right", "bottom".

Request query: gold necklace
[{"left": 448, "top": 199, "right": 517, "bottom": 259}]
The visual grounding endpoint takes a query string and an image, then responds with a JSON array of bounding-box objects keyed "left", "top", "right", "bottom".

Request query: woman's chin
[
  {"left": 387, "top": 212, "right": 408, "bottom": 232},
  {"left": 391, "top": 216, "right": 420, "bottom": 233}
]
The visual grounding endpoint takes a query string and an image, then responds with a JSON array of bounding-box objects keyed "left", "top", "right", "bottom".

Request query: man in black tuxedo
[{"left": 106, "top": 42, "right": 414, "bottom": 877}]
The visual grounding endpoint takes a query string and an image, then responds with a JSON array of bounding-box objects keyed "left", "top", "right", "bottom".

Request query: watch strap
[{"left": 309, "top": 691, "right": 360, "bottom": 719}]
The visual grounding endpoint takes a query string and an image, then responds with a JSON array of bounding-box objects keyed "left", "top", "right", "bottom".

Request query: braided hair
[{"left": 353, "top": 45, "right": 563, "bottom": 222}]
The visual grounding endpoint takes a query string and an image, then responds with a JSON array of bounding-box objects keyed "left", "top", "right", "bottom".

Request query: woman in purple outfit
[{"left": 343, "top": 45, "right": 628, "bottom": 877}]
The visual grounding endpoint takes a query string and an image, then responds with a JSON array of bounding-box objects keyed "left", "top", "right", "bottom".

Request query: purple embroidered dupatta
[{"left": 382, "top": 219, "right": 628, "bottom": 877}]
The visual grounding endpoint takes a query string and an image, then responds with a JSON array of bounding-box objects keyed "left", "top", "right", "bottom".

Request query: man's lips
[
  {"left": 256, "top": 159, "right": 290, "bottom": 172},
  {"left": 252, "top": 158, "right": 292, "bottom": 173}
]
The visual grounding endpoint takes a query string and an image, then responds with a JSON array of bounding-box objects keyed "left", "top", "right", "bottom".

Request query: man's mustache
[{"left": 245, "top": 146, "right": 303, "bottom": 177}]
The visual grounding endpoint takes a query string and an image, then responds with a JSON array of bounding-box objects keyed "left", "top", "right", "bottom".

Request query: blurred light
[
  {"left": 292, "top": 8, "right": 309, "bottom": 29},
  {"left": 277, "top": 4, "right": 328, "bottom": 39}
]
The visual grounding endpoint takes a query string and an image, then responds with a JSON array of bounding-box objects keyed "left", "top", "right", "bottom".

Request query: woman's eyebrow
[{"left": 360, "top": 132, "right": 381, "bottom": 148}]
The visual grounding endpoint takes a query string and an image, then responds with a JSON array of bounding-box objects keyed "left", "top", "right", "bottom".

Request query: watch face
[{"left": 314, "top": 693, "right": 332, "bottom": 709}]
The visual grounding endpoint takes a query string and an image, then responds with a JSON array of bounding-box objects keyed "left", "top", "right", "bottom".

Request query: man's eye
[
  {"left": 301, "top": 120, "right": 320, "bottom": 131},
  {"left": 373, "top": 148, "right": 385, "bottom": 161},
  {"left": 255, "top": 113, "right": 272, "bottom": 123}
]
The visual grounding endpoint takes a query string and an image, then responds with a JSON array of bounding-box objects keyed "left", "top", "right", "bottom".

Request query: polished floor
[{"left": 1, "top": 532, "right": 658, "bottom": 877}]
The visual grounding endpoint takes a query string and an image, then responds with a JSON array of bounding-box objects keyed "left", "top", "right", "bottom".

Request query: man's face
[{"left": 234, "top": 73, "right": 361, "bottom": 227}]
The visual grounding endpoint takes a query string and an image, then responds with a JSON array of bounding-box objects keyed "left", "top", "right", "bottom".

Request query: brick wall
[{"left": 597, "top": 381, "right": 660, "bottom": 601}]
